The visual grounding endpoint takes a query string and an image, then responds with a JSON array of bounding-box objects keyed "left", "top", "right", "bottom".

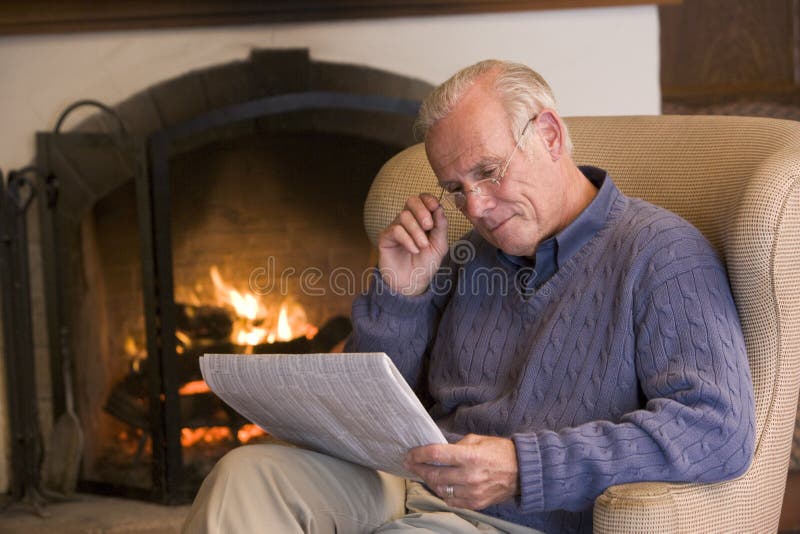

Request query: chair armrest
[{"left": 593, "top": 481, "right": 687, "bottom": 534}]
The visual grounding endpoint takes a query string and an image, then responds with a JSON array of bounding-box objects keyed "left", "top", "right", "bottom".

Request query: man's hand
[
  {"left": 378, "top": 193, "right": 448, "bottom": 296},
  {"left": 404, "top": 434, "right": 520, "bottom": 510}
]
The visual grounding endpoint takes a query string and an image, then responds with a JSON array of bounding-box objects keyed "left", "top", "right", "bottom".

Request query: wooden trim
[
  {"left": 779, "top": 470, "right": 800, "bottom": 533},
  {"left": 0, "top": 1, "right": 680, "bottom": 36},
  {"left": 794, "top": 0, "right": 800, "bottom": 84},
  {"left": 662, "top": 82, "right": 800, "bottom": 99}
]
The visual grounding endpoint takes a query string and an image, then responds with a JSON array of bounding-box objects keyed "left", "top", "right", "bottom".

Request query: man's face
[{"left": 425, "top": 81, "right": 568, "bottom": 257}]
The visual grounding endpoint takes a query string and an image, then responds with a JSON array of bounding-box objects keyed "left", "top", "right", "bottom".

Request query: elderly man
[{"left": 183, "top": 60, "right": 755, "bottom": 534}]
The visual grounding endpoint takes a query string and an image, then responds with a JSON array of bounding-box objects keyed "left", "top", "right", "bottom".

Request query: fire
[
  {"left": 276, "top": 303, "right": 292, "bottom": 341},
  {"left": 208, "top": 266, "right": 315, "bottom": 346},
  {"left": 210, "top": 266, "right": 267, "bottom": 345},
  {"left": 179, "top": 424, "right": 266, "bottom": 447},
  {"left": 179, "top": 380, "right": 210, "bottom": 395},
  {"left": 266, "top": 301, "right": 318, "bottom": 343},
  {"left": 237, "top": 424, "right": 265, "bottom": 444},
  {"left": 176, "top": 268, "right": 315, "bottom": 448},
  {"left": 181, "top": 427, "right": 231, "bottom": 447},
  {"left": 124, "top": 335, "right": 147, "bottom": 372},
  {"left": 237, "top": 327, "right": 268, "bottom": 346},
  {"left": 122, "top": 266, "right": 315, "bottom": 451}
]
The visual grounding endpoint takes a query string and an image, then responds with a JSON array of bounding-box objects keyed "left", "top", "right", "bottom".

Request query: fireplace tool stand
[
  {"left": 0, "top": 167, "right": 80, "bottom": 517},
  {"left": 0, "top": 168, "right": 49, "bottom": 516}
]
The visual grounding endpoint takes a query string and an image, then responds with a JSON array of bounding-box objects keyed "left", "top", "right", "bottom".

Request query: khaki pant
[{"left": 182, "top": 444, "right": 543, "bottom": 533}]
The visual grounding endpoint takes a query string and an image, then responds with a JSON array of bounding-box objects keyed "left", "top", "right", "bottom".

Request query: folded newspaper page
[{"left": 199, "top": 352, "right": 446, "bottom": 480}]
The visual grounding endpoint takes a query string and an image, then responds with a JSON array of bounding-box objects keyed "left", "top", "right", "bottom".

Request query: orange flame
[
  {"left": 179, "top": 425, "right": 267, "bottom": 447},
  {"left": 179, "top": 380, "right": 211, "bottom": 395},
  {"left": 208, "top": 266, "right": 315, "bottom": 346},
  {"left": 277, "top": 303, "right": 292, "bottom": 341},
  {"left": 237, "top": 424, "right": 266, "bottom": 444},
  {"left": 121, "top": 267, "right": 317, "bottom": 451},
  {"left": 181, "top": 427, "right": 231, "bottom": 447},
  {"left": 124, "top": 335, "right": 147, "bottom": 372}
]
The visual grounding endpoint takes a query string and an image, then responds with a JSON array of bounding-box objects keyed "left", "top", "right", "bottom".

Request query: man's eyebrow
[
  {"left": 462, "top": 159, "right": 500, "bottom": 182},
  {"left": 437, "top": 155, "right": 502, "bottom": 189},
  {"left": 468, "top": 158, "right": 502, "bottom": 178}
]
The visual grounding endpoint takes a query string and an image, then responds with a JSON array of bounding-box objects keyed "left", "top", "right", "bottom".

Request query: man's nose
[{"left": 462, "top": 192, "right": 495, "bottom": 219}]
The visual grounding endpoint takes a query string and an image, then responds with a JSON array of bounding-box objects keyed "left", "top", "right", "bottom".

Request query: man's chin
[{"left": 477, "top": 222, "right": 533, "bottom": 256}]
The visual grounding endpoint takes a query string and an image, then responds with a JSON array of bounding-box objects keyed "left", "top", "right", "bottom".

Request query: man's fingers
[
  {"left": 396, "top": 210, "right": 431, "bottom": 250},
  {"left": 375, "top": 193, "right": 450, "bottom": 295},
  {"left": 420, "top": 192, "right": 442, "bottom": 212},
  {"left": 429, "top": 201, "right": 449, "bottom": 246},
  {"left": 404, "top": 195, "right": 436, "bottom": 231},
  {"left": 382, "top": 194, "right": 449, "bottom": 254},
  {"left": 409, "top": 462, "right": 459, "bottom": 488},
  {"left": 406, "top": 443, "right": 461, "bottom": 467},
  {"left": 381, "top": 223, "right": 421, "bottom": 254}
]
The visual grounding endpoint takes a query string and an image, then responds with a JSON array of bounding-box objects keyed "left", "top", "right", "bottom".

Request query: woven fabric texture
[
  {"left": 363, "top": 115, "right": 800, "bottom": 533},
  {"left": 663, "top": 101, "right": 800, "bottom": 472}
]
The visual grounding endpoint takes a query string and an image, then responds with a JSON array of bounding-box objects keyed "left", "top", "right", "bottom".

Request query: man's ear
[{"left": 535, "top": 109, "right": 564, "bottom": 161}]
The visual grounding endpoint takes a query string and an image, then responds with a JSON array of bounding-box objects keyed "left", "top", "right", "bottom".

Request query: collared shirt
[{"left": 498, "top": 165, "right": 616, "bottom": 291}]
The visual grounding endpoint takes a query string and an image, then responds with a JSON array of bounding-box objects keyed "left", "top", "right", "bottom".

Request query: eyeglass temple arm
[{"left": 499, "top": 115, "right": 538, "bottom": 179}]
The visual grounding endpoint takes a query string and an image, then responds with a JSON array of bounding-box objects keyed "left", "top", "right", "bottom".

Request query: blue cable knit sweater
[{"left": 348, "top": 177, "right": 755, "bottom": 533}]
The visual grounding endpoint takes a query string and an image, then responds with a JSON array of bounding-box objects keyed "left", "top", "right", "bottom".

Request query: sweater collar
[{"left": 498, "top": 166, "right": 619, "bottom": 271}]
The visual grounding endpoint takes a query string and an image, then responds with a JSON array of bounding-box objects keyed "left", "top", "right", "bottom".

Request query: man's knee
[
  {"left": 210, "top": 443, "right": 358, "bottom": 493},
  {"left": 186, "top": 444, "right": 406, "bottom": 534},
  {"left": 184, "top": 445, "right": 307, "bottom": 534},
  {"left": 211, "top": 443, "right": 284, "bottom": 479}
]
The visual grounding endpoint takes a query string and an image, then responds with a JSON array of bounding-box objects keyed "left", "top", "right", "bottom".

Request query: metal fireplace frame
[{"left": 36, "top": 92, "right": 420, "bottom": 503}]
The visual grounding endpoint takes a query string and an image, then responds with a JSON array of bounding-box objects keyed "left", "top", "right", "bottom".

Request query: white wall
[
  {"left": 0, "top": 5, "right": 659, "bottom": 493},
  {"left": 0, "top": 6, "right": 659, "bottom": 171}
]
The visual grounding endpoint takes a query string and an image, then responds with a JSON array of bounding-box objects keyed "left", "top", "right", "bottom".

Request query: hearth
[{"left": 7, "top": 49, "right": 431, "bottom": 504}]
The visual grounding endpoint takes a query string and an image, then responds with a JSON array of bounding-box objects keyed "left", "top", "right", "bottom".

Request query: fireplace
[{"left": 26, "top": 49, "right": 431, "bottom": 503}]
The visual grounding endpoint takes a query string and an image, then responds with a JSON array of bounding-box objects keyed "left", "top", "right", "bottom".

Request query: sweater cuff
[
  {"left": 512, "top": 433, "right": 545, "bottom": 514},
  {"left": 366, "top": 269, "right": 436, "bottom": 318}
]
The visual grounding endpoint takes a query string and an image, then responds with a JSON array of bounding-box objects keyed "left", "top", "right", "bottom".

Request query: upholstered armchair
[{"left": 363, "top": 116, "right": 800, "bottom": 533}]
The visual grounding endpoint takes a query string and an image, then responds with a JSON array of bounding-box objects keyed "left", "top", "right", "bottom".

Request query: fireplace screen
[{"left": 36, "top": 93, "right": 419, "bottom": 502}]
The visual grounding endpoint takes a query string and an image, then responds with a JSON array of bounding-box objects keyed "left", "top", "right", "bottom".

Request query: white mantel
[{"left": 0, "top": 5, "right": 659, "bottom": 493}]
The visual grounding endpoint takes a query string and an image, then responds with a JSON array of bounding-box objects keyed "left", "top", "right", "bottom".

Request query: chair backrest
[{"left": 364, "top": 115, "right": 800, "bottom": 531}]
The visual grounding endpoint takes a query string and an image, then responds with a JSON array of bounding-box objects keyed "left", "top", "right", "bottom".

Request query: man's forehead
[
  {"left": 426, "top": 129, "right": 480, "bottom": 177},
  {"left": 426, "top": 124, "right": 476, "bottom": 160},
  {"left": 423, "top": 82, "right": 512, "bottom": 177},
  {"left": 426, "top": 120, "right": 508, "bottom": 175}
]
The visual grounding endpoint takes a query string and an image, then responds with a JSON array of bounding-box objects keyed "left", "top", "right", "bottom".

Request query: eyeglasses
[{"left": 438, "top": 115, "right": 537, "bottom": 211}]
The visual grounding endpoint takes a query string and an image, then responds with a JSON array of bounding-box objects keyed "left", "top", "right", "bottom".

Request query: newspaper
[{"left": 199, "top": 352, "right": 446, "bottom": 480}]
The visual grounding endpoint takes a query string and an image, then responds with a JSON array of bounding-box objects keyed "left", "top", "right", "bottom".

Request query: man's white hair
[{"left": 415, "top": 59, "right": 573, "bottom": 154}]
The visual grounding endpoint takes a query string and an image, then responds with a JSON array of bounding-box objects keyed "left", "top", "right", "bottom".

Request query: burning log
[
  {"left": 105, "top": 314, "right": 352, "bottom": 437},
  {"left": 104, "top": 379, "right": 149, "bottom": 430},
  {"left": 104, "top": 378, "right": 247, "bottom": 443},
  {"left": 105, "top": 264, "right": 357, "bottom": 461},
  {"left": 251, "top": 315, "right": 352, "bottom": 354},
  {"left": 175, "top": 342, "right": 246, "bottom": 384},
  {"left": 172, "top": 315, "right": 351, "bottom": 383},
  {"left": 176, "top": 304, "right": 233, "bottom": 344}
]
